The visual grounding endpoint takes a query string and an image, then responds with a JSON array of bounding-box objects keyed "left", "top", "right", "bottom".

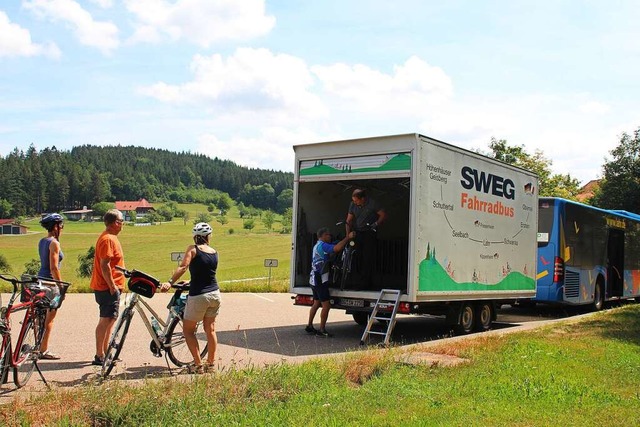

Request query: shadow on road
[{"left": 216, "top": 315, "right": 520, "bottom": 358}]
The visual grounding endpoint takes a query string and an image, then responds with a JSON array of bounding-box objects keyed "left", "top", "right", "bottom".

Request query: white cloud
[
  {"left": 312, "top": 56, "right": 454, "bottom": 117},
  {"left": 139, "top": 47, "right": 327, "bottom": 120},
  {"left": 23, "top": 0, "right": 119, "bottom": 54},
  {"left": 579, "top": 100, "right": 611, "bottom": 115},
  {"left": 196, "top": 127, "right": 330, "bottom": 172},
  {"left": 88, "top": 0, "right": 113, "bottom": 7},
  {"left": 125, "top": 0, "right": 275, "bottom": 47},
  {"left": 0, "top": 11, "right": 60, "bottom": 58}
]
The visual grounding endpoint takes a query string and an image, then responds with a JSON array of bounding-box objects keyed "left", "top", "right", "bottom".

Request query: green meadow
[{"left": 0, "top": 204, "right": 291, "bottom": 293}]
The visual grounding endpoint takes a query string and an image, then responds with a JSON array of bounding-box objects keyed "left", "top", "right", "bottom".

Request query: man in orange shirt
[{"left": 90, "top": 209, "right": 125, "bottom": 366}]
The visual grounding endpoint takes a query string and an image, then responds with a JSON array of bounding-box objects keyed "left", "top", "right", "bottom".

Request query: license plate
[{"left": 340, "top": 299, "right": 364, "bottom": 308}]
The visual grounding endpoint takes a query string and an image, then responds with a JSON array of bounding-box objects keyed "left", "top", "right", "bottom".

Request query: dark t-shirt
[{"left": 348, "top": 198, "right": 381, "bottom": 231}]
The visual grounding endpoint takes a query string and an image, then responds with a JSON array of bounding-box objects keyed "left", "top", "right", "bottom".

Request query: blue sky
[{"left": 1, "top": 1, "right": 639, "bottom": 184}]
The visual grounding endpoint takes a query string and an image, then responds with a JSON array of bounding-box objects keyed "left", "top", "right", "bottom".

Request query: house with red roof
[
  {"left": 114, "top": 198, "right": 155, "bottom": 221},
  {"left": 0, "top": 219, "right": 28, "bottom": 235}
]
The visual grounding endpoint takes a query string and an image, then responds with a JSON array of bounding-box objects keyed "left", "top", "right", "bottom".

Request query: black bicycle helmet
[{"left": 40, "top": 213, "right": 64, "bottom": 229}]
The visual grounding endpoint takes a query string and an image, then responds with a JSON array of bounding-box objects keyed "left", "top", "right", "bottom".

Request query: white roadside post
[{"left": 264, "top": 258, "right": 278, "bottom": 288}]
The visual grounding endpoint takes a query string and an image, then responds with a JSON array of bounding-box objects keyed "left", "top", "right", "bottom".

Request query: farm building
[
  {"left": 62, "top": 206, "right": 93, "bottom": 221},
  {"left": 0, "top": 219, "right": 28, "bottom": 235},
  {"left": 115, "top": 198, "right": 155, "bottom": 220}
]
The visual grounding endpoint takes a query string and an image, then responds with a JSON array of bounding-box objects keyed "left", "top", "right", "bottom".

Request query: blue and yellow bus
[{"left": 536, "top": 197, "right": 640, "bottom": 309}]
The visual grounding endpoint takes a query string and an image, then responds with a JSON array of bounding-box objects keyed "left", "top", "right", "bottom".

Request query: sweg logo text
[{"left": 460, "top": 166, "right": 515, "bottom": 200}]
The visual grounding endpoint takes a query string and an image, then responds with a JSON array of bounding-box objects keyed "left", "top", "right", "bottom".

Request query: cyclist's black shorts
[
  {"left": 311, "top": 272, "right": 330, "bottom": 302},
  {"left": 94, "top": 290, "right": 120, "bottom": 318}
]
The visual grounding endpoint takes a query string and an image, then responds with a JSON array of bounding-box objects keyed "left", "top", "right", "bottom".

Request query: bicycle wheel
[
  {"left": 13, "top": 318, "right": 38, "bottom": 387},
  {"left": 165, "top": 315, "right": 208, "bottom": 367},
  {"left": 102, "top": 308, "right": 132, "bottom": 378}
]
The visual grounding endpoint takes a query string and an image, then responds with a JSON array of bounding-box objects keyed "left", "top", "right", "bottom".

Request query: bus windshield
[{"left": 538, "top": 200, "right": 555, "bottom": 247}]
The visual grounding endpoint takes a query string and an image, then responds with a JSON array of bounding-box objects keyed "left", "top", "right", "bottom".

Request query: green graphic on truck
[{"left": 300, "top": 153, "right": 411, "bottom": 176}]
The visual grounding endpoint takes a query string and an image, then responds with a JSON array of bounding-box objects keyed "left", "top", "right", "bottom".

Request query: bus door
[{"left": 606, "top": 229, "right": 625, "bottom": 298}]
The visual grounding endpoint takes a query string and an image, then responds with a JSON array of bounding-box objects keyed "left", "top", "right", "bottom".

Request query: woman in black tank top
[{"left": 161, "top": 222, "right": 221, "bottom": 373}]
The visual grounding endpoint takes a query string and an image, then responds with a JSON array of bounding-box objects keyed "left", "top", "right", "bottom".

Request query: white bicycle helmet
[{"left": 192, "top": 222, "right": 213, "bottom": 236}]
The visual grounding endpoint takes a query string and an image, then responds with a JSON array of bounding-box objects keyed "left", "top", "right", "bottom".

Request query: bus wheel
[
  {"left": 474, "top": 302, "right": 494, "bottom": 332},
  {"left": 455, "top": 303, "right": 475, "bottom": 335},
  {"left": 592, "top": 280, "right": 604, "bottom": 311},
  {"left": 352, "top": 312, "right": 369, "bottom": 326}
]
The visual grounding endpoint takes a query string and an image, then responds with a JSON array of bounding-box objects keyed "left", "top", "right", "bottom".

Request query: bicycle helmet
[
  {"left": 192, "top": 222, "right": 213, "bottom": 236},
  {"left": 40, "top": 213, "right": 64, "bottom": 229}
]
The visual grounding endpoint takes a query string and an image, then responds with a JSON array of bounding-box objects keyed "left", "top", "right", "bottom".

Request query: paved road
[{"left": 0, "top": 293, "right": 581, "bottom": 399}]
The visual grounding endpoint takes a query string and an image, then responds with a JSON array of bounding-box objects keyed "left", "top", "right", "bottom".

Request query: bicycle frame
[
  {"left": 123, "top": 292, "right": 182, "bottom": 354},
  {"left": 1, "top": 299, "right": 43, "bottom": 367}
]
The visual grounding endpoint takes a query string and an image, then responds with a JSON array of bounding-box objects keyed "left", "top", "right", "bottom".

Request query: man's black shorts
[
  {"left": 94, "top": 289, "right": 120, "bottom": 318},
  {"left": 311, "top": 272, "right": 331, "bottom": 302}
]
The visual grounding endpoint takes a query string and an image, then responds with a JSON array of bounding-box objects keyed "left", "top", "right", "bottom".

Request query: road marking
[
  {"left": 219, "top": 277, "right": 268, "bottom": 284},
  {"left": 251, "top": 293, "right": 274, "bottom": 302}
]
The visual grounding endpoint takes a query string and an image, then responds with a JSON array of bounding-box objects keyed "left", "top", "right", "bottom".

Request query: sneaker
[
  {"left": 316, "top": 329, "right": 333, "bottom": 338},
  {"left": 305, "top": 325, "right": 317, "bottom": 334},
  {"left": 40, "top": 350, "right": 61, "bottom": 360},
  {"left": 91, "top": 355, "right": 104, "bottom": 366}
]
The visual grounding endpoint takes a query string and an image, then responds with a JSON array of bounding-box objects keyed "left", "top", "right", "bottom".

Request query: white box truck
[{"left": 290, "top": 133, "right": 538, "bottom": 334}]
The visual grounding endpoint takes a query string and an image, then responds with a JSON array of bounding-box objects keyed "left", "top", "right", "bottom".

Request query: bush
[
  {"left": 262, "top": 210, "right": 275, "bottom": 232},
  {"left": 216, "top": 215, "right": 229, "bottom": 226},
  {"left": 156, "top": 205, "right": 174, "bottom": 222},
  {"left": 243, "top": 219, "right": 255, "bottom": 230},
  {"left": 24, "top": 258, "right": 39, "bottom": 276},
  {"left": 228, "top": 228, "right": 234, "bottom": 234},
  {"left": 0, "top": 253, "right": 11, "bottom": 273},
  {"left": 77, "top": 246, "right": 95, "bottom": 278},
  {"left": 92, "top": 201, "right": 114, "bottom": 218},
  {"left": 194, "top": 212, "right": 212, "bottom": 224}
]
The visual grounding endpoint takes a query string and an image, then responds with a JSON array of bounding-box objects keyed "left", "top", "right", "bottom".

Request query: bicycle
[
  {"left": 101, "top": 266, "right": 208, "bottom": 378},
  {"left": 331, "top": 222, "right": 375, "bottom": 290},
  {"left": 0, "top": 274, "right": 71, "bottom": 388}
]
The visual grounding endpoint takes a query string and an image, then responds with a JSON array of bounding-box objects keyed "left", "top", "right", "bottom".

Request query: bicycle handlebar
[
  {"left": 115, "top": 265, "right": 131, "bottom": 277},
  {"left": 171, "top": 282, "right": 190, "bottom": 291},
  {"left": 28, "top": 275, "right": 72, "bottom": 287}
]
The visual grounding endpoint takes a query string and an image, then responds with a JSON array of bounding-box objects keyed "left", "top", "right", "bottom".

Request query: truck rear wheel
[
  {"left": 454, "top": 303, "right": 475, "bottom": 335},
  {"left": 474, "top": 302, "right": 493, "bottom": 332},
  {"left": 352, "top": 312, "right": 369, "bottom": 326}
]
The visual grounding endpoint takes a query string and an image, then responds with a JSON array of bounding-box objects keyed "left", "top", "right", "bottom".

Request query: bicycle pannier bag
[{"left": 128, "top": 270, "right": 160, "bottom": 298}]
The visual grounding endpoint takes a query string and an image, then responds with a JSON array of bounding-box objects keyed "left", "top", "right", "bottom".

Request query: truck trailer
[{"left": 290, "top": 133, "right": 539, "bottom": 337}]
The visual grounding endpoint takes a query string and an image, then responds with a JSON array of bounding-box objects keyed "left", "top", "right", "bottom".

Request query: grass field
[
  {"left": 0, "top": 204, "right": 291, "bottom": 293},
  {"left": 2, "top": 304, "right": 639, "bottom": 426}
]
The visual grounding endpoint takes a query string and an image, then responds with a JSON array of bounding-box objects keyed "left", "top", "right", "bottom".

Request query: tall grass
[
  {"left": 3, "top": 304, "right": 639, "bottom": 426},
  {"left": 0, "top": 204, "right": 291, "bottom": 292}
]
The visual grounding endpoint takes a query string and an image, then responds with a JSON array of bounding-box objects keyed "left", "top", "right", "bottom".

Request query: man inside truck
[
  {"left": 345, "top": 189, "right": 387, "bottom": 289},
  {"left": 307, "top": 227, "right": 356, "bottom": 337}
]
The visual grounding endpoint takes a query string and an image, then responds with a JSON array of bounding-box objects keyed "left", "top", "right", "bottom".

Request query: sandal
[
  {"left": 187, "top": 364, "right": 204, "bottom": 374},
  {"left": 40, "top": 350, "right": 61, "bottom": 360}
]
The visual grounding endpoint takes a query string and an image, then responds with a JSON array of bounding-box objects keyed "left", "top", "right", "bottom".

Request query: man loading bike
[
  {"left": 306, "top": 227, "right": 355, "bottom": 337},
  {"left": 345, "top": 189, "right": 387, "bottom": 289}
]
